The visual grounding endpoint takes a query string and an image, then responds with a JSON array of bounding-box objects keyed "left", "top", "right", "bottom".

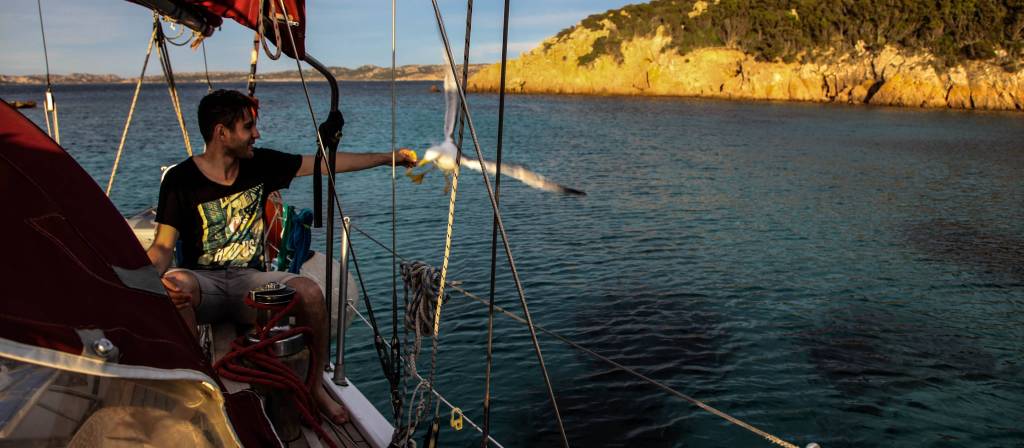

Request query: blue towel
[{"left": 287, "top": 209, "right": 314, "bottom": 273}]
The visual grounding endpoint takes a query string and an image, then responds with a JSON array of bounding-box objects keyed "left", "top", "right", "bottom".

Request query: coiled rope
[
  {"left": 401, "top": 261, "right": 443, "bottom": 337},
  {"left": 213, "top": 293, "right": 336, "bottom": 448},
  {"left": 162, "top": 21, "right": 193, "bottom": 47},
  {"left": 399, "top": 258, "right": 448, "bottom": 442},
  {"left": 346, "top": 305, "right": 505, "bottom": 448}
]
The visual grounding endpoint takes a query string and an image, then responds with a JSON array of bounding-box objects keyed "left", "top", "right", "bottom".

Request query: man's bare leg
[{"left": 288, "top": 277, "right": 349, "bottom": 424}]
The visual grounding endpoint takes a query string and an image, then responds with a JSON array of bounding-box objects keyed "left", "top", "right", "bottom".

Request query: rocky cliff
[{"left": 469, "top": 12, "right": 1024, "bottom": 111}]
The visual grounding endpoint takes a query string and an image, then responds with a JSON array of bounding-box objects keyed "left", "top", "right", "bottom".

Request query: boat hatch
[{"left": 0, "top": 357, "right": 238, "bottom": 447}]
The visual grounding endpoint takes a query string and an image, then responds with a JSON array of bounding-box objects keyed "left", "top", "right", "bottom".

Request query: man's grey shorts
[{"left": 168, "top": 268, "right": 298, "bottom": 324}]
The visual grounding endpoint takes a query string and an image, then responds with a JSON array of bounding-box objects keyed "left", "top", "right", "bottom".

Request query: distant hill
[
  {"left": 0, "top": 64, "right": 485, "bottom": 85},
  {"left": 565, "top": 0, "right": 1023, "bottom": 68},
  {"left": 469, "top": 0, "right": 1024, "bottom": 111}
]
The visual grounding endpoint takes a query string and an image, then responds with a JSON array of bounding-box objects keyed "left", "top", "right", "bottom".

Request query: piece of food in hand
[{"left": 398, "top": 148, "right": 418, "bottom": 164}]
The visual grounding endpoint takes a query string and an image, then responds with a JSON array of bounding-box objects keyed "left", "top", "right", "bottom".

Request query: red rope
[{"left": 214, "top": 296, "right": 338, "bottom": 448}]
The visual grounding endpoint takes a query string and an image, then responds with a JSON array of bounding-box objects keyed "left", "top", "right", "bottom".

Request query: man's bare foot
[{"left": 315, "top": 384, "right": 349, "bottom": 425}]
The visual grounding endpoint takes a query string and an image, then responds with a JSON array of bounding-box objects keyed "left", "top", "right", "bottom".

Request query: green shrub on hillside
[{"left": 555, "top": 0, "right": 1024, "bottom": 67}]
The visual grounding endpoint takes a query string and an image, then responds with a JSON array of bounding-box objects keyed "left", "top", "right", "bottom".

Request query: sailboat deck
[{"left": 213, "top": 326, "right": 378, "bottom": 448}]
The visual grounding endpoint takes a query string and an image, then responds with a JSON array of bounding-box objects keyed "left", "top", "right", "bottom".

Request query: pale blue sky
[{"left": 1, "top": 0, "right": 634, "bottom": 77}]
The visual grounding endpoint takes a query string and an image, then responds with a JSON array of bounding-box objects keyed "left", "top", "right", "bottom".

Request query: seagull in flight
[{"left": 406, "top": 53, "right": 585, "bottom": 196}]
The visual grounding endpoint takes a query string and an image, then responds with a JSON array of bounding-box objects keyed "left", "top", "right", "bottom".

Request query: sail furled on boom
[{"left": 126, "top": 0, "right": 307, "bottom": 59}]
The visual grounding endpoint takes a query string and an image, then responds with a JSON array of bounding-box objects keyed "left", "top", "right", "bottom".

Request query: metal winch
[{"left": 245, "top": 282, "right": 309, "bottom": 442}]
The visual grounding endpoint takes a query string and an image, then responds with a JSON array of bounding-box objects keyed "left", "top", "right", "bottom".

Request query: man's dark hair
[{"left": 198, "top": 89, "right": 255, "bottom": 143}]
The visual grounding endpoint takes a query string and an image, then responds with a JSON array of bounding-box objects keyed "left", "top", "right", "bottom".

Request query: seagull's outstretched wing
[
  {"left": 442, "top": 51, "right": 460, "bottom": 144},
  {"left": 462, "top": 158, "right": 586, "bottom": 196}
]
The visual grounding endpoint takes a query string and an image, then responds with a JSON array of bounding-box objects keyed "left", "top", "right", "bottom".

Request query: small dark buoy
[
  {"left": 8, "top": 100, "right": 37, "bottom": 109},
  {"left": 429, "top": 84, "right": 440, "bottom": 93}
]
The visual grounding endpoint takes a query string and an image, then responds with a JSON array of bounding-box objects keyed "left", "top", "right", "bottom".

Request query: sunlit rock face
[{"left": 468, "top": 20, "right": 1024, "bottom": 112}]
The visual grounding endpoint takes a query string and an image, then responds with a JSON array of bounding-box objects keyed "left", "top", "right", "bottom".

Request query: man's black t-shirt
[{"left": 155, "top": 148, "right": 302, "bottom": 270}]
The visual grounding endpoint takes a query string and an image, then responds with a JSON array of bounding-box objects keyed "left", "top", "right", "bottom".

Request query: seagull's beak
[{"left": 416, "top": 158, "right": 432, "bottom": 168}]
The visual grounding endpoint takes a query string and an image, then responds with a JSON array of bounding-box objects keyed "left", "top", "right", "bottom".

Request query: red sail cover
[
  {"left": 189, "top": 0, "right": 306, "bottom": 59},
  {"left": 0, "top": 101, "right": 282, "bottom": 446}
]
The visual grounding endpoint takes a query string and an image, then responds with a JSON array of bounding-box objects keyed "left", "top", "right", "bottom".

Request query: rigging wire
[
  {"left": 345, "top": 222, "right": 804, "bottom": 448},
  {"left": 106, "top": 23, "right": 158, "bottom": 196},
  {"left": 481, "top": 0, "right": 512, "bottom": 444},
  {"left": 201, "top": 40, "right": 214, "bottom": 93},
  {"left": 36, "top": 0, "right": 50, "bottom": 88},
  {"left": 154, "top": 18, "right": 193, "bottom": 156},
  {"left": 389, "top": 0, "right": 405, "bottom": 432},
  {"left": 36, "top": 0, "right": 59, "bottom": 144},
  {"left": 450, "top": 286, "right": 801, "bottom": 448},
  {"left": 427, "top": 1, "right": 571, "bottom": 445}
]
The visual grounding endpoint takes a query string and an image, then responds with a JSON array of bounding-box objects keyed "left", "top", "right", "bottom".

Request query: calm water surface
[{"left": 3, "top": 82, "right": 1023, "bottom": 447}]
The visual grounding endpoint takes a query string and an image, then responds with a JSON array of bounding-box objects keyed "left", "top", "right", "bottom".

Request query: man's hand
[
  {"left": 161, "top": 275, "right": 193, "bottom": 310},
  {"left": 317, "top": 110, "right": 344, "bottom": 150},
  {"left": 394, "top": 148, "right": 418, "bottom": 168}
]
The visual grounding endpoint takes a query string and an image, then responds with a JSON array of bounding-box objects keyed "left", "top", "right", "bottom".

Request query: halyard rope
[
  {"left": 154, "top": 18, "right": 193, "bottom": 156},
  {"left": 106, "top": 24, "right": 157, "bottom": 196},
  {"left": 427, "top": 1, "right": 571, "bottom": 445}
]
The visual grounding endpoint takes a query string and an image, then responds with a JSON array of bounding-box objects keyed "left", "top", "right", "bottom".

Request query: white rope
[
  {"left": 107, "top": 25, "right": 157, "bottom": 196},
  {"left": 154, "top": 18, "right": 193, "bottom": 156}
]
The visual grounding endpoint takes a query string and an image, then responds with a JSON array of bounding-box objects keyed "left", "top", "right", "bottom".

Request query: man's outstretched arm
[{"left": 295, "top": 149, "right": 417, "bottom": 177}]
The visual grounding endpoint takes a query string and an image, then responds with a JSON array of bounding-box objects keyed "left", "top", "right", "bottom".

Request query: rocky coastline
[
  {"left": 468, "top": 23, "right": 1024, "bottom": 112},
  {"left": 0, "top": 64, "right": 484, "bottom": 85}
]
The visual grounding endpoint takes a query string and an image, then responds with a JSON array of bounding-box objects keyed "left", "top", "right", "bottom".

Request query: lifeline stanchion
[{"left": 332, "top": 217, "right": 351, "bottom": 386}]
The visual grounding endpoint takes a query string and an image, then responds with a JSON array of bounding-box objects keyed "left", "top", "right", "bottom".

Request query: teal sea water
[{"left": 3, "top": 82, "right": 1023, "bottom": 447}]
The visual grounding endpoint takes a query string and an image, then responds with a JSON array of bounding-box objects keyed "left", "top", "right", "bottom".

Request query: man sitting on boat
[{"left": 146, "top": 89, "right": 417, "bottom": 425}]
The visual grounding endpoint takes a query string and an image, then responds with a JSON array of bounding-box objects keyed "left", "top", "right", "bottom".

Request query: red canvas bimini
[
  {"left": 0, "top": 100, "right": 280, "bottom": 447},
  {"left": 128, "top": 0, "right": 307, "bottom": 58}
]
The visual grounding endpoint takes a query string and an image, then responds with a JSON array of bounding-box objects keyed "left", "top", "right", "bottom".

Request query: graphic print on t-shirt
[{"left": 196, "top": 184, "right": 264, "bottom": 268}]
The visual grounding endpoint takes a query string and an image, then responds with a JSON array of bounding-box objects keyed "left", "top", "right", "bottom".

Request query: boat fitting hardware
[
  {"left": 91, "top": 338, "right": 117, "bottom": 359},
  {"left": 450, "top": 407, "right": 463, "bottom": 431}
]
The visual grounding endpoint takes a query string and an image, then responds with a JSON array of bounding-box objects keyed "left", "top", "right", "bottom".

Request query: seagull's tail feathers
[{"left": 465, "top": 159, "right": 586, "bottom": 196}]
